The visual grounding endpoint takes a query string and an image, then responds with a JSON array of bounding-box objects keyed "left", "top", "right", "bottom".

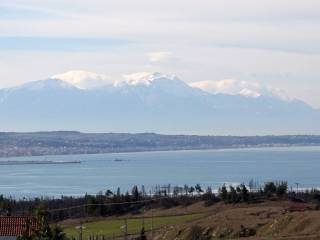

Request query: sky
[{"left": 0, "top": 0, "right": 320, "bottom": 107}]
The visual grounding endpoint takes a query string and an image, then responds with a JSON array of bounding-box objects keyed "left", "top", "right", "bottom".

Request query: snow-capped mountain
[
  {"left": 51, "top": 70, "right": 112, "bottom": 90},
  {"left": 190, "top": 79, "right": 290, "bottom": 101},
  {"left": 0, "top": 71, "right": 318, "bottom": 135}
]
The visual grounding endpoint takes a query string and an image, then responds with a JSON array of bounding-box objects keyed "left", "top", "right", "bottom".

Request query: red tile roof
[
  {"left": 286, "top": 203, "right": 313, "bottom": 212},
  {"left": 0, "top": 216, "right": 39, "bottom": 236}
]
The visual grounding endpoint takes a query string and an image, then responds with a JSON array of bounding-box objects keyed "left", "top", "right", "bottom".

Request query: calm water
[{"left": 0, "top": 146, "right": 320, "bottom": 198}]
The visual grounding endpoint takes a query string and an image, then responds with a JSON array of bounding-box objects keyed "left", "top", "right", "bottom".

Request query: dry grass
[
  {"left": 59, "top": 200, "right": 320, "bottom": 239},
  {"left": 147, "top": 200, "right": 320, "bottom": 239}
]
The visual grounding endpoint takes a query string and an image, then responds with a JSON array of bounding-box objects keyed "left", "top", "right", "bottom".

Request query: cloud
[
  {"left": 1, "top": 0, "right": 320, "bottom": 107},
  {"left": 0, "top": 36, "right": 131, "bottom": 51},
  {"left": 146, "top": 51, "right": 172, "bottom": 63},
  {"left": 190, "top": 79, "right": 290, "bottom": 100}
]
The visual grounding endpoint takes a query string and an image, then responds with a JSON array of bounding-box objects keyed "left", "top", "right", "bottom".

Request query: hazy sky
[{"left": 1, "top": 0, "right": 320, "bottom": 107}]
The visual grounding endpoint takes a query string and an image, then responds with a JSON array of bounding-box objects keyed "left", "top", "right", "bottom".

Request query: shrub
[
  {"left": 264, "top": 181, "right": 288, "bottom": 197},
  {"left": 264, "top": 182, "right": 277, "bottom": 194},
  {"left": 239, "top": 184, "right": 249, "bottom": 202},
  {"left": 186, "top": 225, "right": 210, "bottom": 240},
  {"left": 276, "top": 181, "right": 288, "bottom": 196},
  {"left": 228, "top": 186, "right": 239, "bottom": 203},
  {"left": 202, "top": 187, "right": 218, "bottom": 206},
  {"left": 219, "top": 185, "right": 228, "bottom": 202}
]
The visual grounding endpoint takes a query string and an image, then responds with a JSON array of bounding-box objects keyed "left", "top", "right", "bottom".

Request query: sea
[{"left": 0, "top": 146, "right": 320, "bottom": 198}]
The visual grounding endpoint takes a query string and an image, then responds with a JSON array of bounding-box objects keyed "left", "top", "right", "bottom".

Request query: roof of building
[{"left": 0, "top": 216, "right": 39, "bottom": 236}]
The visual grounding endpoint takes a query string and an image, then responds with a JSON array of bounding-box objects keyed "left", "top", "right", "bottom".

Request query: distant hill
[
  {"left": 0, "top": 131, "right": 319, "bottom": 158},
  {"left": 0, "top": 71, "right": 319, "bottom": 135}
]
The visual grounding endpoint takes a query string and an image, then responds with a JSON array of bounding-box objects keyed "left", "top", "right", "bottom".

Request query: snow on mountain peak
[
  {"left": 119, "top": 72, "right": 178, "bottom": 86},
  {"left": 14, "top": 78, "right": 76, "bottom": 91},
  {"left": 50, "top": 70, "right": 179, "bottom": 89},
  {"left": 189, "top": 79, "right": 290, "bottom": 101},
  {"left": 51, "top": 70, "right": 112, "bottom": 89},
  {"left": 9, "top": 70, "right": 292, "bottom": 103}
]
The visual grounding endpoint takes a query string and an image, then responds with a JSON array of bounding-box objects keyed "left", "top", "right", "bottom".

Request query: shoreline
[
  {"left": 0, "top": 160, "right": 81, "bottom": 165},
  {"left": 1, "top": 144, "right": 320, "bottom": 159}
]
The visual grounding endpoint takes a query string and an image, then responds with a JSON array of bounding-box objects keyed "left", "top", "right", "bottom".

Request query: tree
[
  {"left": 195, "top": 184, "right": 203, "bottom": 195},
  {"left": 132, "top": 186, "right": 140, "bottom": 201},
  {"left": 219, "top": 185, "right": 228, "bottom": 202},
  {"left": 105, "top": 189, "right": 113, "bottom": 198},
  {"left": 248, "top": 179, "right": 259, "bottom": 192},
  {"left": 115, "top": 187, "right": 121, "bottom": 201},
  {"left": 173, "top": 186, "right": 180, "bottom": 197},
  {"left": 166, "top": 184, "right": 171, "bottom": 196},
  {"left": 276, "top": 181, "right": 288, "bottom": 196},
  {"left": 188, "top": 186, "right": 195, "bottom": 196},
  {"left": 141, "top": 185, "right": 146, "bottom": 197},
  {"left": 239, "top": 184, "right": 249, "bottom": 202},
  {"left": 228, "top": 186, "right": 238, "bottom": 203},
  {"left": 184, "top": 184, "right": 189, "bottom": 195},
  {"left": 264, "top": 182, "right": 277, "bottom": 194},
  {"left": 51, "top": 225, "right": 67, "bottom": 240},
  {"left": 236, "top": 186, "right": 241, "bottom": 194},
  {"left": 34, "top": 205, "right": 53, "bottom": 240},
  {"left": 202, "top": 187, "right": 217, "bottom": 206}
]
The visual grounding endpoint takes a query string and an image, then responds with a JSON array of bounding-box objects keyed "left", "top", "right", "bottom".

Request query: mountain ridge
[{"left": 0, "top": 71, "right": 318, "bottom": 135}]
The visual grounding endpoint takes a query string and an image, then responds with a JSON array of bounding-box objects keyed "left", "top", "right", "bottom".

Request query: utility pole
[
  {"left": 142, "top": 207, "right": 145, "bottom": 230},
  {"left": 121, "top": 218, "right": 128, "bottom": 240},
  {"left": 125, "top": 218, "right": 128, "bottom": 240},
  {"left": 295, "top": 182, "right": 300, "bottom": 194},
  {"left": 151, "top": 209, "right": 154, "bottom": 240},
  {"left": 76, "top": 222, "right": 86, "bottom": 240}
]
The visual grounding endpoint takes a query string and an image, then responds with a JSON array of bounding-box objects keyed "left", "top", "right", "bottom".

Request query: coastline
[
  {"left": 0, "top": 160, "right": 81, "bottom": 165},
  {"left": 1, "top": 143, "right": 320, "bottom": 160}
]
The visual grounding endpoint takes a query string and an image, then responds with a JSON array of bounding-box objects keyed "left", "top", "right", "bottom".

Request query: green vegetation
[
  {"left": 219, "top": 181, "right": 289, "bottom": 204},
  {"left": 264, "top": 181, "right": 288, "bottom": 196},
  {"left": 62, "top": 214, "right": 203, "bottom": 238},
  {"left": 3, "top": 181, "right": 320, "bottom": 239},
  {"left": 219, "top": 184, "right": 250, "bottom": 203}
]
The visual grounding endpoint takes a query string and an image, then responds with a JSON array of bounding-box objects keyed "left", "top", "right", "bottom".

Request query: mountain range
[{"left": 0, "top": 71, "right": 318, "bottom": 135}]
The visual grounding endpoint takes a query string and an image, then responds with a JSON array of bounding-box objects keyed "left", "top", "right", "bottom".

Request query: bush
[
  {"left": 276, "top": 181, "right": 288, "bottom": 196},
  {"left": 186, "top": 225, "right": 210, "bottom": 240},
  {"left": 264, "top": 181, "right": 288, "bottom": 197},
  {"left": 237, "top": 184, "right": 249, "bottom": 202},
  {"left": 239, "top": 225, "right": 256, "bottom": 238},
  {"left": 228, "top": 186, "right": 239, "bottom": 203},
  {"left": 202, "top": 187, "right": 218, "bottom": 206},
  {"left": 264, "top": 182, "right": 277, "bottom": 194},
  {"left": 310, "top": 189, "right": 320, "bottom": 201},
  {"left": 219, "top": 185, "right": 228, "bottom": 202}
]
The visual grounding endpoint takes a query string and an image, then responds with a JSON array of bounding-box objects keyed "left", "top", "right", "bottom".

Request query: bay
[{"left": 0, "top": 146, "right": 319, "bottom": 198}]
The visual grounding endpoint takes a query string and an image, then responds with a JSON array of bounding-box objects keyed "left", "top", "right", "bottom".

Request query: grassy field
[{"left": 62, "top": 213, "right": 203, "bottom": 238}]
